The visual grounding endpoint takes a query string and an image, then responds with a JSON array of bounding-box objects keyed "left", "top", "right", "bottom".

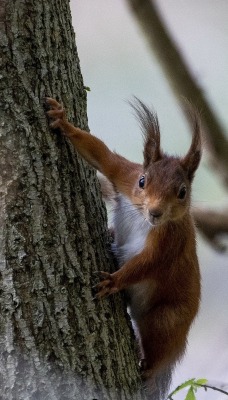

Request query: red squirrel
[{"left": 46, "top": 97, "right": 201, "bottom": 399}]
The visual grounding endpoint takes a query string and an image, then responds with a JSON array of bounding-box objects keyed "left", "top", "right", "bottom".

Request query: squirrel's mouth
[
  {"left": 146, "top": 214, "right": 164, "bottom": 227},
  {"left": 148, "top": 218, "right": 162, "bottom": 227},
  {"left": 145, "top": 208, "right": 165, "bottom": 227}
]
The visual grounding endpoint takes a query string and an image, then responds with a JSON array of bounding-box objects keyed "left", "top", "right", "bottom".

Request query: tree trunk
[{"left": 0, "top": 1, "right": 145, "bottom": 399}]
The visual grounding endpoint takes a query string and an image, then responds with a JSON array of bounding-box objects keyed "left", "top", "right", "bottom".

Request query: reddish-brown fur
[{"left": 46, "top": 97, "right": 201, "bottom": 397}]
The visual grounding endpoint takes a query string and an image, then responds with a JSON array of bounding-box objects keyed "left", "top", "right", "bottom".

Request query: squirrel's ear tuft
[
  {"left": 130, "top": 97, "right": 162, "bottom": 168},
  {"left": 181, "top": 104, "right": 202, "bottom": 181}
]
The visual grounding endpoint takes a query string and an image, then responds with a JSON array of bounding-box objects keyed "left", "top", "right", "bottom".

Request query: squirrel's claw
[
  {"left": 47, "top": 109, "right": 65, "bottom": 119},
  {"left": 45, "top": 97, "right": 67, "bottom": 131},
  {"left": 95, "top": 285, "right": 118, "bottom": 299},
  {"left": 93, "top": 271, "right": 118, "bottom": 298},
  {"left": 45, "top": 97, "right": 62, "bottom": 109}
]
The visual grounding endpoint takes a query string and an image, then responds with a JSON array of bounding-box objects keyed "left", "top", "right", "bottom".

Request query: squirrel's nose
[{"left": 149, "top": 209, "right": 163, "bottom": 219}]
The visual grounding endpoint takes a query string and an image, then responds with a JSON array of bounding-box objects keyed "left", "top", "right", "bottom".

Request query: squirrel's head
[{"left": 132, "top": 99, "right": 202, "bottom": 227}]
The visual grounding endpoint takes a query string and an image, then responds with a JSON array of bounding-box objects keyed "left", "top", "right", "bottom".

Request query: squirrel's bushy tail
[{"left": 145, "top": 364, "right": 172, "bottom": 400}]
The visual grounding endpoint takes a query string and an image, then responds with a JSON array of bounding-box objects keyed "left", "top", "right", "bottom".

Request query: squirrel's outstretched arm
[
  {"left": 46, "top": 98, "right": 142, "bottom": 198},
  {"left": 95, "top": 227, "right": 173, "bottom": 297},
  {"left": 95, "top": 249, "right": 152, "bottom": 297}
]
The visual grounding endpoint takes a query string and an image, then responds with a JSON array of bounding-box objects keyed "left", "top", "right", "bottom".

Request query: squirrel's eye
[
  {"left": 139, "top": 175, "right": 145, "bottom": 189},
  {"left": 177, "top": 185, "right": 187, "bottom": 200}
]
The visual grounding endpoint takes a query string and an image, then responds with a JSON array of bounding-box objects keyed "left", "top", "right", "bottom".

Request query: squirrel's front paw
[
  {"left": 46, "top": 97, "right": 66, "bottom": 130},
  {"left": 95, "top": 271, "right": 119, "bottom": 298}
]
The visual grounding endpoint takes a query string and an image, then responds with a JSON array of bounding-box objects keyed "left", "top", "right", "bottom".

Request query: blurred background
[{"left": 70, "top": 1, "right": 228, "bottom": 398}]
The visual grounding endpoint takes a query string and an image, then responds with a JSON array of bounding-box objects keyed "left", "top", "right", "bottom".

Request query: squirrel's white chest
[
  {"left": 112, "top": 195, "right": 155, "bottom": 318},
  {"left": 112, "top": 195, "right": 151, "bottom": 264}
]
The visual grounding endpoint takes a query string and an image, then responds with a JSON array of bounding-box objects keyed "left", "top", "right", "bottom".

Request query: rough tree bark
[{"left": 0, "top": 1, "right": 146, "bottom": 399}]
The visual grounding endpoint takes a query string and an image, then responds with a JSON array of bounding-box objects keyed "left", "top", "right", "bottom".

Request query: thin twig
[{"left": 199, "top": 383, "right": 228, "bottom": 396}]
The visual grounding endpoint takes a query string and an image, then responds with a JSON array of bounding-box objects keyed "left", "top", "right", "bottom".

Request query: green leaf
[
  {"left": 169, "top": 379, "right": 196, "bottom": 396},
  {"left": 84, "top": 86, "right": 91, "bottom": 92},
  {"left": 185, "top": 387, "right": 196, "bottom": 400},
  {"left": 195, "top": 378, "right": 208, "bottom": 386}
]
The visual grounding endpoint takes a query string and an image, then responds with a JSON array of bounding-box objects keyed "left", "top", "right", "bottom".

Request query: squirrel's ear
[
  {"left": 143, "top": 110, "right": 162, "bottom": 168},
  {"left": 130, "top": 98, "right": 162, "bottom": 168},
  {"left": 181, "top": 105, "right": 202, "bottom": 181}
]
